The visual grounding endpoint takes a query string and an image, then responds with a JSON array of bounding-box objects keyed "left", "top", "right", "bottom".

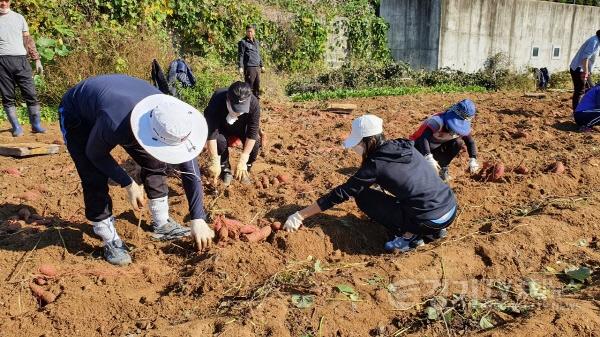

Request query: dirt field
[{"left": 1, "top": 91, "right": 600, "bottom": 337}]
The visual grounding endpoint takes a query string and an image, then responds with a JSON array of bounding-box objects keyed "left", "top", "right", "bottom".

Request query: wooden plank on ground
[
  {"left": 324, "top": 103, "right": 357, "bottom": 114},
  {"left": 523, "top": 92, "right": 547, "bottom": 98},
  {"left": 0, "top": 142, "right": 61, "bottom": 157}
]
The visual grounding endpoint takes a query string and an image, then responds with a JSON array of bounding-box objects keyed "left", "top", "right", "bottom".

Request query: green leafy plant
[
  {"left": 335, "top": 284, "right": 359, "bottom": 301},
  {"left": 291, "top": 294, "right": 315, "bottom": 309}
]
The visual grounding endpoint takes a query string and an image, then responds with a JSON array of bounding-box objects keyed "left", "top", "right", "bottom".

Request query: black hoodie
[{"left": 317, "top": 139, "right": 457, "bottom": 221}]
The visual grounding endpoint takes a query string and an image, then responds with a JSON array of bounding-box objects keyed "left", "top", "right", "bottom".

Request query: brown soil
[{"left": 1, "top": 91, "right": 600, "bottom": 337}]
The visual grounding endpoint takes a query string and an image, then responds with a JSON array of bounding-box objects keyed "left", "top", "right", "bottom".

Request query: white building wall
[{"left": 382, "top": 0, "right": 600, "bottom": 73}]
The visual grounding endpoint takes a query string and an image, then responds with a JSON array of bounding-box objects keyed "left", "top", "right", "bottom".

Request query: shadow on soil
[{"left": 267, "top": 204, "right": 390, "bottom": 255}]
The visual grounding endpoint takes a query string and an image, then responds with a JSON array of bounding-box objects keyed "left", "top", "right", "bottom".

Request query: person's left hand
[
  {"left": 284, "top": 211, "right": 304, "bottom": 232},
  {"left": 234, "top": 153, "right": 250, "bottom": 181},
  {"left": 261, "top": 66, "right": 265, "bottom": 73},
  {"left": 190, "top": 219, "right": 215, "bottom": 251},
  {"left": 35, "top": 59, "right": 43, "bottom": 76},
  {"left": 468, "top": 158, "right": 480, "bottom": 173}
]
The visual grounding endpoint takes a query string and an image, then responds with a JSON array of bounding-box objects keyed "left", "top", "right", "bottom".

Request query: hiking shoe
[
  {"left": 151, "top": 217, "right": 191, "bottom": 241},
  {"left": 103, "top": 240, "right": 132, "bottom": 266},
  {"left": 439, "top": 167, "right": 451, "bottom": 182},
  {"left": 424, "top": 228, "right": 448, "bottom": 242},
  {"left": 222, "top": 171, "right": 233, "bottom": 186},
  {"left": 384, "top": 234, "right": 424, "bottom": 252}
]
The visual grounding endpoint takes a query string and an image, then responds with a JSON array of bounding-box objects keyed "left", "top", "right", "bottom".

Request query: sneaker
[
  {"left": 384, "top": 234, "right": 424, "bottom": 252},
  {"left": 103, "top": 240, "right": 132, "bottom": 266},
  {"left": 579, "top": 126, "right": 594, "bottom": 133},
  {"left": 424, "top": 228, "right": 448, "bottom": 242},
  {"left": 439, "top": 167, "right": 451, "bottom": 182},
  {"left": 222, "top": 171, "right": 233, "bottom": 186},
  {"left": 151, "top": 217, "right": 191, "bottom": 241}
]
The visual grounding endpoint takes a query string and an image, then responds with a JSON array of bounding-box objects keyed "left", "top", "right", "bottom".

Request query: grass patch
[{"left": 290, "top": 85, "right": 487, "bottom": 102}]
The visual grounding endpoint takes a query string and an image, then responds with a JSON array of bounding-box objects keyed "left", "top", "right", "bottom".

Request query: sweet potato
[
  {"left": 550, "top": 161, "right": 565, "bottom": 174},
  {"left": 276, "top": 174, "right": 290, "bottom": 184},
  {"left": 511, "top": 131, "right": 528, "bottom": 139},
  {"left": 239, "top": 225, "right": 259, "bottom": 234},
  {"left": 221, "top": 217, "right": 244, "bottom": 230},
  {"left": 29, "top": 283, "right": 56, "bottom": 304},
  {"left": 271, "top": 221, "right": 282, "bottom": 231},
  {"left": 514, "top": 165, "right": 529, "bottom": 175},
  {"left": 261, "top": 175, "right": 270, "bottom": 189},
  {"left": 492, "top": 162, "right": 505, "bottom": 181},
  {"left": 212, "top": 216, "right": 225, "bottom": 232},
  {"left": 39, "top": 265, "right": 57, "bottom": 278},
  {"left": 243, "top": 226, "right": 272, "bottom": 242},
  {"left": 34, "top": 276, "right": 47, "bottom": 286},
  {"left": 217, "top": 226, "right": 229, "bottom": 242},
  {"left": 17, "top": 208, "right": 31, "bottom": 222},
  {"left": 2, "top": 167, "right": 21, "bottom": 177},
  {"left": 19, "top": 191, "right": 41, "bottom": 202}
]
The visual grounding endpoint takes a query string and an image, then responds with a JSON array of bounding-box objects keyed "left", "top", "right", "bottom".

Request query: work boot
[
  {"left": 439, "top": 166, "right": 451, "bottom": 182},
  {"left": 384, "top": 234, "right": 424, "bottom": 252},
  {"left": 103, "top": 240, "right": 132, "bottom": 266},
  {"left": 151, "top": 217, "right": 191, "bottom": 241},
  {"left": 5, "top": 106, "right": 23, "bottom": 137},
  {"left": 28, "top": 105, "right": 46, "bottom": 133}
]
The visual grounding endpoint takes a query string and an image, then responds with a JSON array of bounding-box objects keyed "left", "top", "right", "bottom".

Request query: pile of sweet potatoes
[{"left": 212, "top": 216, "right": 281, "bottom": 244}]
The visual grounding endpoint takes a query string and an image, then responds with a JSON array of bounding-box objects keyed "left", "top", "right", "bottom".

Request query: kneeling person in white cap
[
  {"left": 59, "top": 74, "right": 215, "bottom": 266},
  {"left": 283, "top": 115, "right": 458, "bottom": 253},
  {"left": 204, "top": 81, "right": 261, "bottom": 185}
]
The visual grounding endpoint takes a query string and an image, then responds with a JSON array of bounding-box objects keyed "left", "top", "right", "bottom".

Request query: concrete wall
[
  {"left": 380, "top": 0, "right": 441, "bottom": 70},
  {"left": 325, "top": 17, "right": 349, "bottom": 69},
  {"left": 381, "top": 0, "right": 600, "bottom": 73},
  {"left": 438, "top": 0, "right": 600, "bottom": 72}
]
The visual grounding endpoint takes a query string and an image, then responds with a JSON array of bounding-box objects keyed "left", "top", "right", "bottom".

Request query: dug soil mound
[{"left": 1, "top": 91, "right": 599, "bottom": 337}]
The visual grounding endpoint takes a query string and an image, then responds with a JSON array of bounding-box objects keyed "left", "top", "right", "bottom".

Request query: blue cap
[{"left": 443, "top": 99, "right": 476, "bottom": 136}]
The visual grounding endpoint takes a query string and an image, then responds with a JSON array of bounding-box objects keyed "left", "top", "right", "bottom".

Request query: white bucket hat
[
  {"left": 130, "top": 94, "right": 207, "bottom": 164},
  {"left": 343, "top": 114, "right": 384, "bottom": 149}
]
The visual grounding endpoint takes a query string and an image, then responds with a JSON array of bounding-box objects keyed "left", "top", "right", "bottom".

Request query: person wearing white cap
[
  {"left": 59, "top": 74, "right": 215, "bottom": 266},
  {"left": 283, "top": 115, "right": 458, "bottom": 253},
  {"left": 204, "top": 81, "right": 261, "bottom": 185}
]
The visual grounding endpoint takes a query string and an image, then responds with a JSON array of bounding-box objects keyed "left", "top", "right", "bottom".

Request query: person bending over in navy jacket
[
  {"left": 410, "top": 99, "right": 480, "bottom": 182},
  {"left": 283, "top": 115, "right": 458, "bottom": 253},
  {"left": 574, "top": 84, "right": 600, "bottom": 132},
  {"left": 59, "top": 74, "right": 215, "bottom": 266}
]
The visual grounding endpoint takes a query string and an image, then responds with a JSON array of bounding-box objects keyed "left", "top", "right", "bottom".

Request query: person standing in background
[
  {"left": 569, "top": 30, "right": 600, "bottom": 111},
  {"left": 238, "top": 24, "right": 265, "bottom": 99},
  {"left": 0, "top": 0, "right": 46, "bottom": 136}
]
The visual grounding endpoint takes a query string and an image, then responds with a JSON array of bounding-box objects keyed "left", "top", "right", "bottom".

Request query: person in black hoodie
[{"left": 283, "top": 115, "right": 458, "bottom": 252}]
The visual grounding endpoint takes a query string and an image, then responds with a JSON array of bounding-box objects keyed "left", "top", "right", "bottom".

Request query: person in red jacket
[{"left": 410, "top": 99, "right": 480, "bottom": 182}]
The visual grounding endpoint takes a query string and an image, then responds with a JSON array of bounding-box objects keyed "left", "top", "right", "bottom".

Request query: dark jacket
[
  {"left": 151, "top": 59, "right": 170, "bottom": 95},
  {"left": 238, "top": 37, "right": 263, "bottom": 68},
  {"left": 167, "top": 59, "right": 196, "bottom": 95},
  {"left": 59, "top": 75, "right": 161, "bottom": 187},
  {"left": 317, "top": 139, "right": 457, "bottom": 221},
  {"left": 204, "top": 89, "right": 261, "bottom": 140}
]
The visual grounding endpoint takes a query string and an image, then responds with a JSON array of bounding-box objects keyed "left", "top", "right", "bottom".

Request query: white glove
[
  {"left": 190, "top": 219, "right": 215, "bottom": 251},
  {"left": 468, "top": 158, "right": 480, "bottom": 173},
  {"left": 238, "top": 67, "right": 244, "bottom": 76},
  {"left": 261, "top": 66, "right": 265, "bottom": 73},
  {"left": 284, "top": 211, "right": 304, "bottom": 232},
  {"left": 234, "top": 153, "right": 250, "bottom": 181},
  {"left": 208, "top": 155, "right": 221, "bottom": 181},
  {"left": 124, "top": 181, "right": 145, "bottom": 211},
  {"left": 424, "top": 154, "right": 441, "bottom": 174},
  {"left": 35, "top": 59, "right": 43, "bottom": 75}
]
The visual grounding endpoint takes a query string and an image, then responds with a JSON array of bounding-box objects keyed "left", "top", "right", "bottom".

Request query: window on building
[
  {"left": 532, "top": 46, "right": 540, "bottom": 58},
  {"left": 552, "top": 46, "right": 561, "bottom": 59}
]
